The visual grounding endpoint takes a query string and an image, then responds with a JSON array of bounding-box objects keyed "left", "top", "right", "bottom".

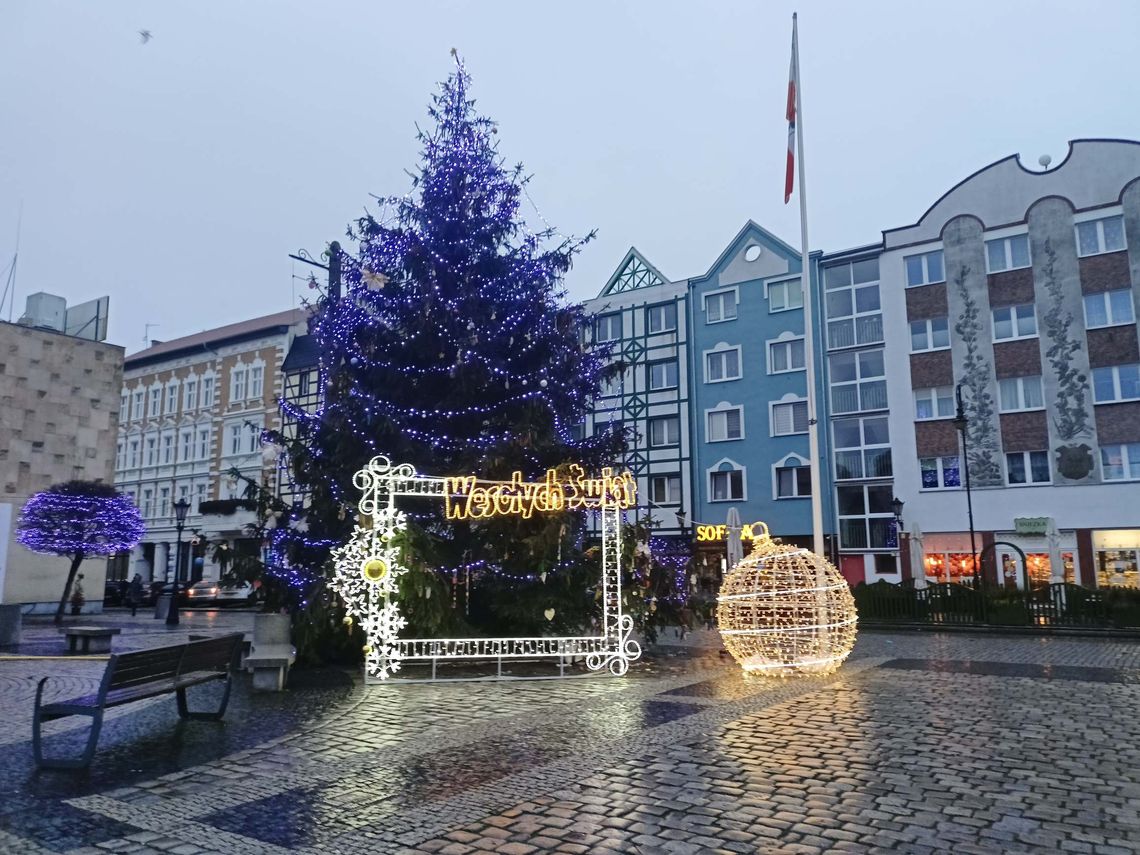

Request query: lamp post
[
  {"left": 952, "top": 383, "right": 979, "bottom": 588},
  {"left": 165, "top": 498, "right": 191, "bottom": 626},
  {"left": 891, "top": 496, "right": 905, "bottom": 573}
]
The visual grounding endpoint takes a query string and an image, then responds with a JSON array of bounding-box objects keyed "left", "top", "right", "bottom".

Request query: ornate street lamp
[
  {"left": 891, "top": 496, "right": 905, "bottom": 574},
  {"left": 952, "top": 384, "right": 979, "bottom": 587},
  {"left": 165, "top": 498, "right": 191, "bottom": 626}
]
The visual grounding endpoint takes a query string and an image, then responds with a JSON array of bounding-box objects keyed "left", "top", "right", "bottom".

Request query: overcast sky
[{"left": 3, "top": 1, "right": 1140, "bottom": 353}]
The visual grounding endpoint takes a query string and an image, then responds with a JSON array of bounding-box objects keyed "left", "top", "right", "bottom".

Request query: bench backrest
[{"left": 102, "top": 633, "right": 244, "bottom": 696}]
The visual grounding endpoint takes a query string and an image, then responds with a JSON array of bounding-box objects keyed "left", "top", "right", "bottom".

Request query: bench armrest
[{"left": 34, "top": 676, "right": 53, "bottom": 710}]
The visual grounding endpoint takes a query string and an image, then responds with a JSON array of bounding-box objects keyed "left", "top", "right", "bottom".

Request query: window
[
  {"left": 200, "top": 376, "right": 215, "bottom": 408},
  {"left": 704, "top": 290, "right": 737, "bottom": 323},
  {"left": 142, "top": 489, "right": 153, "bottom": 519},
  {"left": 230, "top": 368, "right": 247, "bottom": 402},
  {"left": 229, "top": 424, "right": 243, "bottom": 455},
  {"left": 985, "top": 234, "right": 1031, "bottom": 272},
  {"left": 771, "top": 400, "right": 807, "bottom": 436},
  {"left": 145, "top": 434, "right": 157, "bottom": 466},
  {"left": 709, "top": 465, "right": 745, "bottom": 502},
  {"left": 1076, "top": 215, "right": 1126, "bottom": 257},
  {"left": 196, "top": 483, "right": 208, "bottom": 507},
  {"left": 148, "top": 388, "right": 161, "bottom": 418},
  {"left": 1101, "top": 443, "right": 1140, "bottom": 481},
  {"left": 159, "top": 487, "right": 170, "bottom": 519},
  {"left": 182, "top": 379, "right": 197, "bottom": 411},
  {"left": 599, "top": 369, "right": 623, "bottom": 398},
  {"left": 832, "top": 416, "right": 891, "bottom": 480},
  {"left": 115, "top": 441, "right": 124, "bottom": 470},
  {"left": 776, "top": 465, "right": 811, "bottom": 498},
  {"left": 824, "top": 260, "right": 882, "bottom": 349},
  {"left": 132, "top": 391, "right": 145, "bottom": 420},
  {"left": 914, "top": 386, "right": 954, "bottom": 420},
  {"left": 837, "top": 484, "right": 896, "bottom": 549},
  {"left": 992, "top": 304, "right": 1037, "bottom": 341},
  {"left": 1006, "top": 450, "right": 1051, "bottom": 485},
  {"left": 648, "top": 416, "right": 680, "bottom": 448},
  {"left": 650, "top": 474, "right": 682, "bottom": 505},
  {"left": 910, "top": 317, "right": 950, "bottom": 352},
  {"left": 920, "top": 456, "right": 961, "bottom": 489},
  {"left": 904, "top": 250, "right": 944, "bottom": 287},
  {"left": 998, "top": 376, "right": 1044, "bottom": 412},
  {"left": 768, "top": 338, "right": 805, "bottom": 374},
  {"left": 829, "top": 349, "right": 887, "bottom": 413},
  {"left": 1093, "top": 364, "right": 1140, "bottom": 403},
  {"left": 707, "top": 406, "right": 744, "bottom": 441},
  {"left": 705, "top": 347, "right": 741, "bottom": 383},
  {"left": 646, "top": 303, "right": 677, "bottom": 333},
  {"left": 594, "top": 313, "right": 621, "bottom": 342},
  {"left": 162, "top": 433, "right": 174, "bottom": 464},
  {"left": 197, "top": 427, "right": 210, "bottom": 459},
  {"left": 166, "top": 384, "right": 178, "bottom": 415},
  {"left": 246, "top": 422, "right": 262, "bottom": 453},
  {"left": 128, "top": 439, "right": 139, "bottom": 468},
  {"left": 647, "top": 360, "right": 679, "bottom": 391},
  {"left": 250, "top": 365, "right": 264, "bottom": 399},
  {"left": 180, "top": 429, "right": 193, "bottom": 461},
  {"left": 119, "top": 393, "right": 129, "bottom": 423},
  {"left": 1084, "top": 290, "right": 1135, "bottom": 329},
  {"left": 768, "top": 278, "right": 803, "bottom": 312}
]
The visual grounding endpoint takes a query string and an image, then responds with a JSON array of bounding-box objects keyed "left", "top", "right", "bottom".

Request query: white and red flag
[{"left": 784, "top": 20, "right": 798, "bottom": 204}]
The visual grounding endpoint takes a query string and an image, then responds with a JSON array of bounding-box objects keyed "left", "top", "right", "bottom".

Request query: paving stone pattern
[{"left": 2, "top": 626, "right": 1140, "bottom": 853}]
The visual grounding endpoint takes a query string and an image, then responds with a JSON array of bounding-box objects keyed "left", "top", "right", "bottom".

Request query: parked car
[
  {"left": 214, "top": 582, "right": 260, "bottom": 606},
  {"left": 183, "top": 580, "right": 220, "bottom": 605}
]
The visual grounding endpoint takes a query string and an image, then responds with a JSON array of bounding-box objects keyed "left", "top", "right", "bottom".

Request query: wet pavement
[{"left": 2, "top": 619, "right": 1140, "bottom": 854}]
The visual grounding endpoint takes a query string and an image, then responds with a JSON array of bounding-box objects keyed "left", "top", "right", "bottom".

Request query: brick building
[{"left": 113, "top": 309, "right": 306, "bottom": 585}]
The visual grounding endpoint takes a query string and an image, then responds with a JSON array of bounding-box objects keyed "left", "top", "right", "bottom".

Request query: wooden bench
[
  {"left": 32, "top": 633, "right": 244, "bottom": 769},
  {"left": 60, "top": 626, "right": 121, "bottom": 654}
]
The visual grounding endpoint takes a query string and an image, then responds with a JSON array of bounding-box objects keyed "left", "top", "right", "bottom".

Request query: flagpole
[{"left": 791, "top": 13, "right": 825, "bottom": 557}]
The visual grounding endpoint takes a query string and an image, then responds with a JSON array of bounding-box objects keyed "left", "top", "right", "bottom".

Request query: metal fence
[{"left": 853, "top": 581, "right": 1140, "bottom": 629}]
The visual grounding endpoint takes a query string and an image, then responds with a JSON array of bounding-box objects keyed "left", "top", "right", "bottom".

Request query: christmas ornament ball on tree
[{"left": 716, "top": 527, "right": 856, "bottom": 677}]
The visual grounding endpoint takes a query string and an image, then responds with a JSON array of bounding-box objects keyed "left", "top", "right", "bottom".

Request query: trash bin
[
  {"left": 0, "top": 604, "right": 21, "bottom": 646},
  {"left": 154, "top": 594, "right": 172, "bottom": 619}
]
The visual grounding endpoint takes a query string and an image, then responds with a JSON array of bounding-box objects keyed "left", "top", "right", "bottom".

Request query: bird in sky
[{"left": 138, "top": 30, "right": 152, "bottom": 44}]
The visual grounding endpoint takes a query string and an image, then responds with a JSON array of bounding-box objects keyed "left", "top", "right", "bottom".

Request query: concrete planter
[
  {"left": 247, "top": 613, "right": 296, "bottom": 692},
  {"left": 0, "top": 604, "right": 21, "bottom": 646}
]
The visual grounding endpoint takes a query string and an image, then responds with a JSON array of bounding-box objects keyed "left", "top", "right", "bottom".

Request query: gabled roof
[
  {"left": 691, "top": 220, "right": 800, "bottom": 283},
  {"left": 599, "top": 248, "right": 670, "bottom": 297},
  {"left": 282, "top": 333, "right": 321, "bottom": 372}
]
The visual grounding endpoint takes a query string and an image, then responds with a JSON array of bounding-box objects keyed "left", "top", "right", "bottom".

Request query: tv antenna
[{"left": 144, "top": 323, "right": 158, "bottom": 347}]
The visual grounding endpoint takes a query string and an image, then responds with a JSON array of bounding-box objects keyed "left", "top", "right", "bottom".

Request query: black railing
[{"left": 853, "top": 580, "right": 1140, "bottom": 629}]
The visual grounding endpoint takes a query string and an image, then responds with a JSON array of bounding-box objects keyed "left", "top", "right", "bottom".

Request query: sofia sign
[
  {"left": 695, "top": 521, "right": 766, "bottom": 542},
  {"left": 330, "top": 456, "right": 641, "bottom": 681}
]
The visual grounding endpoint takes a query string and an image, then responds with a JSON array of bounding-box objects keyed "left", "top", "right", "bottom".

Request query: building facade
[
  {"left": 875, "top": 139, "right": 1140, "bottom": 589},
  {"left": 582, "top": 223, "right": 833, "bottom": 577},
  {"left": 114, "top": 309, "right": 306, "bottom": 584},
  {"left": 0, "top": 318, "right": 123, "bottom": 612}
]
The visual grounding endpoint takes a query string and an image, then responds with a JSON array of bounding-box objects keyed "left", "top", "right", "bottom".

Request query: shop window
[{"left": 1097, "top": 549, "right": 1139, "bottom": 589}]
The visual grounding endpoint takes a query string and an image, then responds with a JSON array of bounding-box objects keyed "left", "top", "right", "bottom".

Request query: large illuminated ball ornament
[{"left": 717, "top": 527, "right": 857, "bottom": 676}]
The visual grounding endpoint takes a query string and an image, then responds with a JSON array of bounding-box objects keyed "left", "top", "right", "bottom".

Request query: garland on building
[{"left": 269, "top": 55, "right": 628, "bottom": 653}]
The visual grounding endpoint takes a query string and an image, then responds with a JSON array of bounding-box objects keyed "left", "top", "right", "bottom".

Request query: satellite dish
[{"left": 1038, "top": 154, "right": 1052, "bottom": 169}]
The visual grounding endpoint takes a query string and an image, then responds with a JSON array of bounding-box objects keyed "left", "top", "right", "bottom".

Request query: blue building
[{"left": 582, "top": 221, "right": 834, "bottom": 577}]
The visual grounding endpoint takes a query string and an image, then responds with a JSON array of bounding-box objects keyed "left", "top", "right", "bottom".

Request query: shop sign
[
  {"left": 1014, "top": 517, "right": 1051, "bottom": 536},
  {"left": 695, "top": 522, "right": 765, "bottom": 543}
]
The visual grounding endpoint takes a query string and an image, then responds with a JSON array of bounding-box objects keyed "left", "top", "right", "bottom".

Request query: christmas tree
[{"left": 274, "top": 55, "right": 625, "bottom": 646}]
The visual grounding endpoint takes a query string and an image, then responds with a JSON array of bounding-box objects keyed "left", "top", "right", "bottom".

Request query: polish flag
[{"left": 784, "top": 29, "right": 797, "bottom": 204}]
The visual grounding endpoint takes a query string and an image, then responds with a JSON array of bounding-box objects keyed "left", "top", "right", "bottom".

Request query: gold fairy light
[{"left": 716, "top": 525, "right": 857, "bottom": 677}]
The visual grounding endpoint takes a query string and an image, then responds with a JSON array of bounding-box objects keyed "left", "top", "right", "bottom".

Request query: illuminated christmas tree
[{"left": 274, "top": 56, "right": 623, "bottom": 643}]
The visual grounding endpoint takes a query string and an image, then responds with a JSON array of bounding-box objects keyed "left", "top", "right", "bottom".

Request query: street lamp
[
  {"left": 165, "top": 498, "right": 191, "bottom": 626},
  {"left": 952, "top": 383, "right": 979, "bottom": 588},
  {"left": 891, "top": 496, "right": 905, "bottom": 573}
]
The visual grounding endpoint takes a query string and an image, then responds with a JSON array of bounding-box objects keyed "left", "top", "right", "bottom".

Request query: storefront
[
  {"left": 917, "top": 533, "right": 977, "bottom": 585},
  {"left": 993, "top": 519, "right": 1078, "bottom": 589},
  {"left": 1093, "top": 529, "right": 1140, "bottom": 589}
]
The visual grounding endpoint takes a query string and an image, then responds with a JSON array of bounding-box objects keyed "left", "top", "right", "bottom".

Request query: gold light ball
[
  {"left": 361, "top": 557, "right": 389, "bottom": 583},
  {"left": 717, "top": 541, "right": 857, "bottom": 677}
]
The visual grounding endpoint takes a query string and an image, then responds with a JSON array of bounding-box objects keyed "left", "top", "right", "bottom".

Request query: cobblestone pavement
[{"left": 2, "top": 626, "right": 1140, "bottom": 854}]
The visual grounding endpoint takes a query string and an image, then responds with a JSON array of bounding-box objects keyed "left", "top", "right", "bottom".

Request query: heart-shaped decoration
[{"left": 543, "top": 608, "right": 555, "bottom": 621}]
